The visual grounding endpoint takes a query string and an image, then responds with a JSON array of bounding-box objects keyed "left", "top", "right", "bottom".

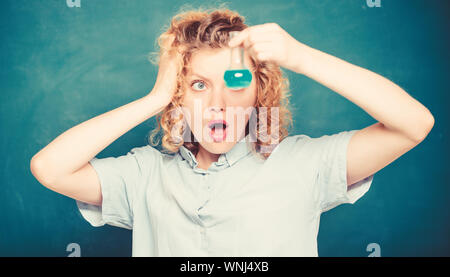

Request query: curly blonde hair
[{"left": 147, "top": 4, "right": 293, "bottom": 159}]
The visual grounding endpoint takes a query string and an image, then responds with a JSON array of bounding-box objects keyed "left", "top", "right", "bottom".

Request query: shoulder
[
  {"left": 281, "top": 130, "right": 357, "bottom": 145},
  {"left": 280, "top": 134, "right": 313, "bottom": 145},
  {"left": 276, "top": 130, "right": 357, "bottom": 154},
  {"left": 129, "top": 144, "right": 162, "bottom": 156},
  {"left": 277, "top": 134, "right": 314, "bottom": 152},
  {"left": 127, "top": 144, "right": 175, "bottom": 165}
]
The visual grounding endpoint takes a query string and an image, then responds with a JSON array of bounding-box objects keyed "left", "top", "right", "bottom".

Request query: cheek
[{"left": 227, "top": 89, "right": 257, "bottom": 107}]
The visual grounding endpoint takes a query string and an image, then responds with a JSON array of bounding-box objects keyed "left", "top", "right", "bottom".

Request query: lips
[{"left": 208, "top": 119, "right": 228, "bottom": 142}]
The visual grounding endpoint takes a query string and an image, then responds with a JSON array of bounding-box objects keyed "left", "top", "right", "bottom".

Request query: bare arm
[
  {"left": 30, "top": 34, "right": 180, "bottom": 205},
  {"left": 292, "top": 42, "right": 434, "bottom": 186},
  {"left": 228, "top": 23, "right": 434, "bottom": 186},
  {"left": 30, "top": 93, "right": 170, "bottom": 205}
]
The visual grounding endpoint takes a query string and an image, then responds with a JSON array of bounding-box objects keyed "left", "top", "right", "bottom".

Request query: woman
[{"left": 30, "top": 7, "right": 434, "bottom": 257}]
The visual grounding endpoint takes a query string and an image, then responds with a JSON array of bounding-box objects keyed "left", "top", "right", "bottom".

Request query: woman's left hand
[{"left": 228, "top": 23, "right": 304, "bottom": 73}]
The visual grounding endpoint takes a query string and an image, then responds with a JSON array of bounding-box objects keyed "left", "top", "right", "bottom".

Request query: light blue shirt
[{"left": 76, "top": 130, "right": 373, "bottom": 256}]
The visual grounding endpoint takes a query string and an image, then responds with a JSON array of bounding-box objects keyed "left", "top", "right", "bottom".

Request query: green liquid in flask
[{"left": 224, "top": 69, "right": 252, "bottom": 90}]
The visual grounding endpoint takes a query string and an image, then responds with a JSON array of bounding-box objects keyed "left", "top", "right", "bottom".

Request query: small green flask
[{"left": 224, "top": 31, "right": 252, "bottom": 90}]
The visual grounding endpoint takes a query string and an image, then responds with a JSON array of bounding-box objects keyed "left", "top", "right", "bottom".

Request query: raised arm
[
  {"left": 30, "top": 35, "right": 180, "bottom": 205},
  {"left": 228, "top": 23, "right": 435, "bottom": 186},
  {"left": 292, "top": 42, "right": 434, "bottom": 186}
]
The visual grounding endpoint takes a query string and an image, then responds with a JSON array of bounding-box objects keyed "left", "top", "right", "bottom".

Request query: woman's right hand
[{"left": 149, "top": 34, "right": 181, "bottom": 106}]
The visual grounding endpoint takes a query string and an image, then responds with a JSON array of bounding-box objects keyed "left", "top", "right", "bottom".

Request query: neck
[{"left": 195, "top": 144, "right": 220, "bottom": 170}]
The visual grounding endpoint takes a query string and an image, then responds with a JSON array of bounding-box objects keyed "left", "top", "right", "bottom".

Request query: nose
[{"left": 207, "top": 88, "right": 226, "bottom": 113}]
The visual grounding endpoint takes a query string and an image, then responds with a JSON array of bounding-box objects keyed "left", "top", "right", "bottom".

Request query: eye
[{"left": 191, "top": 80, "right": 207, "bottom": 91}]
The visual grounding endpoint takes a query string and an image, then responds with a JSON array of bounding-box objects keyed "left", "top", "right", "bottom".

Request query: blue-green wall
[{"left": 1, "top": 0, "right": 448, "bottom": 256}]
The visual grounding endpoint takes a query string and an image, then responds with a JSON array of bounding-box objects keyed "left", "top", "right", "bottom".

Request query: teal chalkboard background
[{"left": 1, "top": 0, "right": 448, "bottom": 256}]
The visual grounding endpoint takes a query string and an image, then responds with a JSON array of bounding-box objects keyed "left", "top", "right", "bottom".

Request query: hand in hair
[{"left": 150, "top": 33, "right": 182, "bottom": 105}]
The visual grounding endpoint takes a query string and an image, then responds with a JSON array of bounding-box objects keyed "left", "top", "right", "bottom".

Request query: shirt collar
[{"left": 179, "top": 134, "right": 252, "bottom": 169}]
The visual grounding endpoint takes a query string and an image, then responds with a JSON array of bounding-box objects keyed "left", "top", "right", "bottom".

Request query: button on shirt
[{"left": 76, "top": 130, "right": 374, "bottom": 256}]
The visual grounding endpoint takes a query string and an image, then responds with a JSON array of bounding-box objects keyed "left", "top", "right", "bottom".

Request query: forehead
[{"left": 187, "top": 47, "right": 254, "bottom": 78}]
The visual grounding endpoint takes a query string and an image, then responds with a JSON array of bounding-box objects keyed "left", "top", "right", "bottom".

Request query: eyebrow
[{"left": 190, "top": 72, "right": 212, "bottom": 82}]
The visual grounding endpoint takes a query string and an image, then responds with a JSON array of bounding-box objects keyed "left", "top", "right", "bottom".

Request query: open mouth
[{"left": 208, "top": 119, "right": 228, "bottom": 142}]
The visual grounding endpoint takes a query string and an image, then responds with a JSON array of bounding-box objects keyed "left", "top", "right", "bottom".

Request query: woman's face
[{"left": 181, "top": 46, "right": 257, "bottom": 154}]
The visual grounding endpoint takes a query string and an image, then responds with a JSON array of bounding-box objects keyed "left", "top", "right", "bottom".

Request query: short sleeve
[
  {"left": 309, "top": 130, "right": 374, "bottom": 213},
  {"left": 76, "top": 145, "right": 156, "bottom": 229}
]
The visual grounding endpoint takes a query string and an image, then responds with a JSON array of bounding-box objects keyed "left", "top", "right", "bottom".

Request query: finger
[
  {"left": 243, "top": 36, "right": 275, "bottom": 58},
  {"left": 250, "top": 41, "right": 275, "bottom": 60},
  {"left": 255, "top": 51, "right": 271, "bottom": 62},
  {"left": 228, "top": 24, "right": 272, "bottom": 47},
  {"left": 228, "top": 28, "right": 250, "bottom": 48}
]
